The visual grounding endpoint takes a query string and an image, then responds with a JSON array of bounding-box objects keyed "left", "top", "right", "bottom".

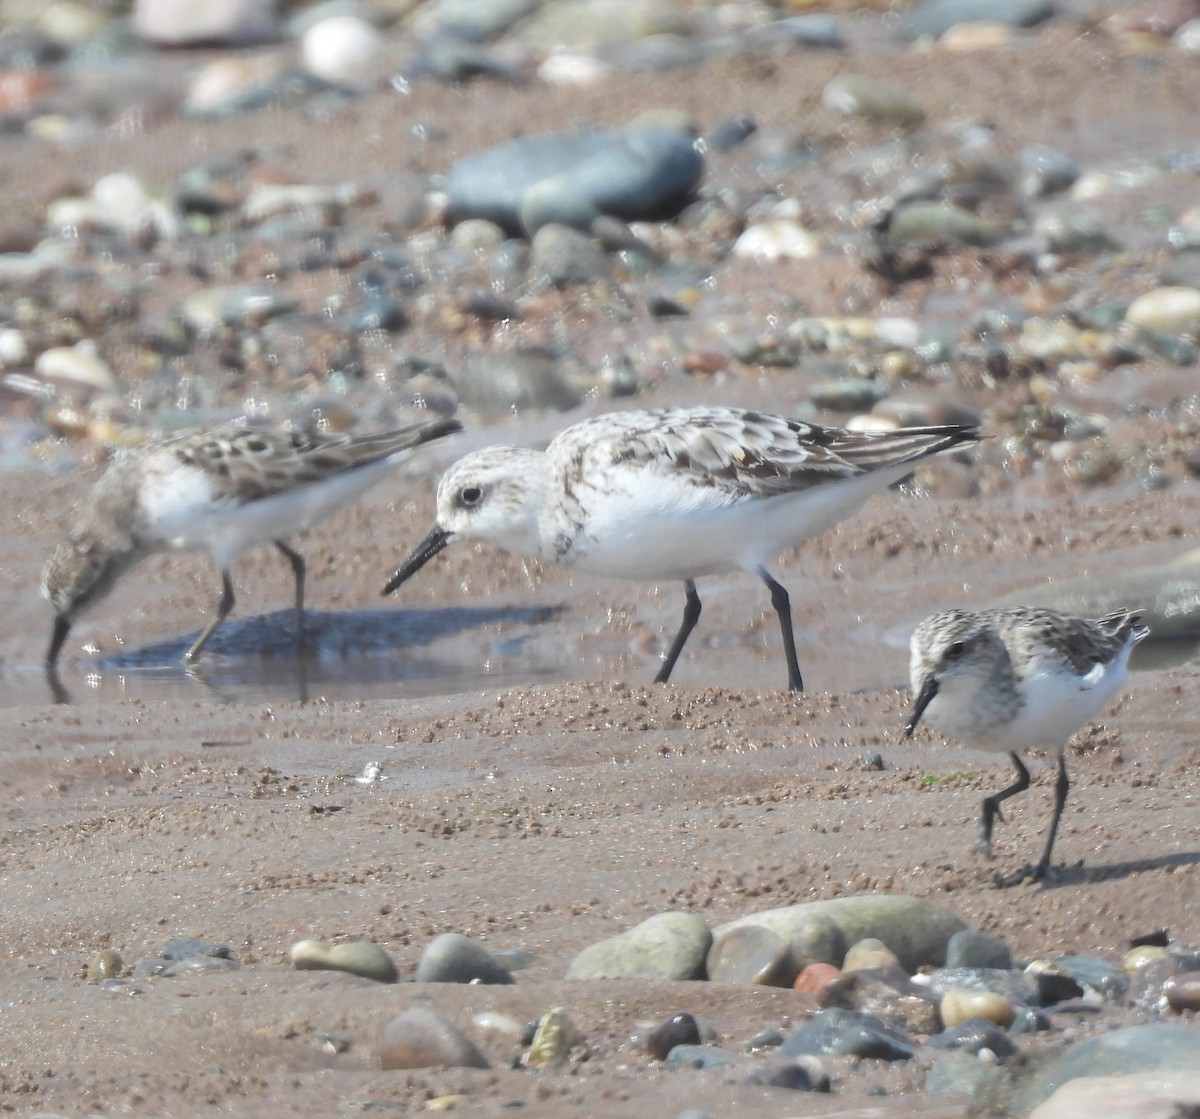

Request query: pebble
[
  {"left": 163, "top": 939, "right": 231, "bottom": 961},
  {"left": 645, "top": 1011, "right": 702, "bottom": 1060},
  {"left": 842, "top": 938, "right": 901, "bottom": 973},
  {"left": 940, "top": 988, "right": 1017, "bottom": 1029},
  {"left": 1052, "top": 956, "right": 1128, "bottom": 1001},
  {"left": 821, "top": 74, "right": 926, "bottom": 128},
  {"left": 162, "top": 955, "right": 241, "bottom": 976},
  {"left": 445, "top": 128, "right": 704, "bottom": 236},
  {"left": 88, "top": 949, "right": 123, "bottom": 981},
  {"left": 301, "top": 15, "right": 386, "bottom": 90},
  {"left": 885, "top": 201, "right": 1007, "bottom": 247},
  {"left": 794, "top": 962, "right": 841, "bottom": 995},
  {"left": 902, "top": 0, "right": 1055, "bottom": 40},
  {"left": 927, "top": 1016, "right": 1019, "bottom": 1060},
  {"left": 378, "top": 1007, "right": 490, "bottom": 1071},
  {"left": 731, "top": 220, "right": 821, "bottom": 261},
  {"left": 1027, "top": 1072, "right": 1200, "bottom": 1119},
  {"left": 779, "top": 1007, "right": 919, "bottom": 1062},
  {"left": 1021, "top": 144, "right": 1081, "bottom": 197},
  {"left": 1003, "top": 1024, "right": 1200, "bottom": 1116},
  {"left": 414, "top": 932, "right": 515, "bottom": 985},
  {"left": 1163, "top": 970, "right": 1200, "bottom": 1012},
  {"left": 33, "top": 341, "right": 117, "bottom": 396},
  {"left": 705, "top": 924, "right": 794, "bottom": 987},
  {"left": 945, "top": 929, "right": 1013, "bottom": 970},
  {"left": 566, "top": 911, "right": 712, "bottom": 981},
  {"left": 928, "top": 966, "right": 1040, "bottom": 1005},
  {"left": 713, "top": 895, "right": 969, "bottom": 974},
  {"left": 133, "top": 0, "right": 279, "bottom": 46},
  {"left": 290, "top": 939, "right": 399, "bottom": 984},
  {"left": 818, "top": 967, "right": 943, "bottom": 1035},
  {"left": 1125, "top": 945, "right": 1172, "bottom": 971},
  {"left": 1124, "top": 286, "right": 1200, "bottom": 333}
]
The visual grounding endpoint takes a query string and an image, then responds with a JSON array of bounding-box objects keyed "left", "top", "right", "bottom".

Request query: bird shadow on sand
[
  {"left": 40, "top": 603, "right": 568, "bottom": 706},
  {"left": 1003, "top": 850, "right": 1200, "bottom": 890}
]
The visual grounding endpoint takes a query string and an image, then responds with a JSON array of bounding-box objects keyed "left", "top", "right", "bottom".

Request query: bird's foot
[{"left": 992, "top": 861, "right": 1058, "bottom": 889}]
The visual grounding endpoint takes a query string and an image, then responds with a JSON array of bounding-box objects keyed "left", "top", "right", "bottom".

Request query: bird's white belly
[
  {"left": 556, "top": 465, "right": 903, "bottom": 581},
  {"left": 140, "top": 459, "right": 395, "bottom": 569}
]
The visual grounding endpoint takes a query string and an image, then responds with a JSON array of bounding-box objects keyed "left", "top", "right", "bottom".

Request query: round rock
[
  {"left": 706, "top": 924, "right": 794, "bottom": 987},
  {"left": 414, "top": 933, "right": 514, "bottom": 985},
  {"left": 378, "top": 1007, "right": 491, "bottom": 1071},
  {"left": 566, "top": 912, "right": 712, "bottom": 981},
  {"left": 291, "top": 939, "right": 398, "bottom": 984}
]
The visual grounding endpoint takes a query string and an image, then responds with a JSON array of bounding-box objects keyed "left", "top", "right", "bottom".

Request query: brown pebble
[
  {"left": 1163, "top": 970, "right": 1200, "bottom": 1013},
  {"left": 794, "top": 962, "right": 841, "bottom": 995},
  {"left": 645, "top": 1012, "right": 701, "bottom": 1060}
]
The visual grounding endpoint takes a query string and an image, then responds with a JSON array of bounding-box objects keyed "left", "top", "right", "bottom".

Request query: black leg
[
  {"left": 655, "top": 580, "right": 701, "bottom": 684},
  {"left": 980, "top": 752, "right": 1030, "bottom": 851},
  {"left": 186, "top": 570, "right": 235, "bottom": 662},
  {"left": 1031, "top": 752, "right": 1069, "bottom": 882},
  {"left": 275, "top": 541, "right": 307, "bottom": 653},
  {"left": 758, "top": 568, "right": 803, "bottom": 692}
]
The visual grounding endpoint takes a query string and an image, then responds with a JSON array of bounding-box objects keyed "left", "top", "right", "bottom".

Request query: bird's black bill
[
  {"left": 46, "top": 614, "right": 71, "bottom": 668},
  {"left": 904, "top": 676, "right": 939, "bottom": 736},
  {"left": 382, "top": 526, "right": 453, "bottom": 596}
]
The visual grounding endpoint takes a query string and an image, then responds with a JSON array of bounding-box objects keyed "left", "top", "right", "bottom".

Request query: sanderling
[
  {"left": 905, "top": 606, "right": 1149, "bottom": 884},
  {"left": 382, "top": 406, "right": 978, "bottom": 690},
  {"left": 43, "top": 416, "right": 462, "bottom": 667}
]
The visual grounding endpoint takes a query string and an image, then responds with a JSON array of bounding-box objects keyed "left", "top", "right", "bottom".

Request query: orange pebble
[{"left": 793, "top": 962, "right": 841, "bottom": 994}]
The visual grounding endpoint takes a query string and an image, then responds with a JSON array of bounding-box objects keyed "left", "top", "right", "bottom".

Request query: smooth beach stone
[
  {"left": 842, "top": 938, "right": 901, "bottom": 973},
  {"left": 1124, "top": 946, "right": 1170, "bottom": 972},
  {"left": 1021, "top": 144, "right": 1081, "bottom": 197},
  {"left": 1027, "top": 1071, "right": 1200, "bottom": 1119},
  {"left": 809, "top": 379, "right": 889, "bottom": 414},
  {"left": 456, "top": 350, "right": 582, "bottom": 418},
  {"left": 1125, "top": 286, "right": 1200, "bottom": 333},
  {"left": 886, "top": 201, "right": 1006, "bottom": 247},
  {"left": 291, "top": 939, "right": 399, "bottom": 984},
  {"left": 34, "top": 342, "right": 117, "bottom": 395},
  {"left": 565, "top": 912, "right": 712, "bottom": 980},
  {"left": 414, "top": 933, "right": 514, "bottom": 985},
  {"left": 821, "top": 74, "right": 925, "bottom": 128},
  {"left": 378, "top": 1007, "right": 490, "bottom": 1071},
  {"left": 133, "top": 0, "right": 279, "bottom": 46},
  {"left": 181, "top": 283, "right": 297, "bottom": 332},
  {"left": 300, "top": 15, "right": 385, "bottom": 90},
  {"left": 415, "top": 0, "right": 541, "bottom": 39},
  {"left": 1160, "top": 248, "right": 1200, "bottom": 288},
  {"left": 1004, "top": 1023, "right": 1200, "bottom": 1116},
  {"left": 162, "top": 954, "right": 241, "bottom": 976},
  {"left": 925, "top": 1048, "right": 1001, "bottom": 1099},
  {"left": 645, "top": 1011, "right": 701, "bottom": 1060},
  {"left": 714, "top": 895, "right": 968, "bottom": 974},
  {"left": 945, "top": 929, "right": 1013, "bottom": 971},
  {"left": 902, "top": 0, "right": 1055, "bottom": 40},
  {"left": 795, "top": 962, "right": 842, "bottom": 995},
  {"left": 941, "top": 988, "right": 1017, "bottom": 1029},
  {"left": 88, "top": 950, "right": 123, "bottom": 981},
  {"left": 445, "top": 129, "right": 704, "bottom": 236},
  {"left": 779, "top": 1007, "right": 919, "bottom": 1062},
  {"left": 927, "top": 1016, "right": 1019, "bottom": 1060},
  {"left": 1163, "top": 971, "right": 1200, "bottom": 1012},
  {"left": 163, "top": 938, "right": 231, "bottom": 961},
  {"left": 706, "top": 924, "right": 794, "bottom": 987}
]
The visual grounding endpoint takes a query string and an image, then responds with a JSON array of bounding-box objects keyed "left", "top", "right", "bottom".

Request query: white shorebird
[
  {"left": 383, "top": 406, "right": 978, "bottom": 690},
  {"left": 43, "top": 417, "right": 462, "bottom": 666},
  {"left": 905, "top": 606, "right": 1149, "bottom": 883}
]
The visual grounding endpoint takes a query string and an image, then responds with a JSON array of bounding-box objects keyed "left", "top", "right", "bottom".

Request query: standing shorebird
[
  {"left": 383, "top": 406, "right": 978, "bottom": 690},
  {"left": 905, "top": 606, "right": 1149, "bottom": 884},
  {"left": 43, "top": 417, "right": 462, "bottom": 666}
]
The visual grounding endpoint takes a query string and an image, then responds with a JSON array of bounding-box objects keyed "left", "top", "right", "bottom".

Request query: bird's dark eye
[
  {"left": 947, "top": 640, "right": 965, "bottom": 658},
  {"left": 460, "top": 485, "right": 482, "bottom": 506}
]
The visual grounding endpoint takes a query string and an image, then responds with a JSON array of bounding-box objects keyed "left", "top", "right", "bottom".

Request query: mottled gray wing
[
  {"left": 990, "top": 607, "right": 1141, "bottom": 677},
  {"left": 169, "top": 420, "right": 460, "bottom": 502},
  {"left": 555, "top": 407, "right": 976, "bottom": 499}
]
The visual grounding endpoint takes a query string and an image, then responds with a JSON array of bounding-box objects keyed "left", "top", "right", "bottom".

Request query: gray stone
[
  {"left": 779, "top": 1007, "right": 918, "bottom": 1062},
  {"left": 925, "top": 1048, "right": 1001, "bottom": 1099},
  {"left": 378, "top": 1007, "right": 490, "bottom": 1070},
  {"left": 1053, "top": 955, "right": 1128, "bottom": 1001},
  {"left": 1160, "top": 248, "right": 1200, "bottom": 290},
  {"left": 902, "top": 0, "right": 1055, "bottom": 40},
  {"left": 928, "top": 966, "right": 1040, "bottom": 1005},
  {"left": 1021, "top": 144, "right": 1080, "bottom": 196},
  {"left": 1028, "top": 1072, "right": 1200, "bottom": 1119},
  {"left": 945, "top": 929, "right": 1013, "bottom": 970},
  {"left": 927, "top": 1016, "right": 1019, "bottom": 1060},
  {"left": 566, "top": 912, "right": 712, "bottom": 981},
  {"left": 414, "top": 933, "right": 515, "bottom": 985},
  {"left": 665, "top": 1044, "right": 746, "bottom": 1071},
  {"left": 163, "top": 938, "right": 231, "bottom": 961},
  {"left": 291, "top": 939, "right": 399, "bottom": 984},
  {"left": 705, "top": 924, "right": 794, "bottom": 987},
  {"left": 809, "top": 379, "right": 889, "bottom": 413},
  {"left": 445, "top": 129, "right": 704, "bottom": 236},
  {"left": 821, "top": 74, "right": 925, "bottom": 128},
  {"left": 1005, "top": 1024, "right": 1200, "bottom": 1116},
  {"left": 817, "top": 967, "right": 942, "bottom": 1035},
  {"left": 713, "top": 895, "right": 968, "bottom": 973}
]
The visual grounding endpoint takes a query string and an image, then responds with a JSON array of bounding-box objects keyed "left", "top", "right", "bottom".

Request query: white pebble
[
  {"left": 732, "top": 220, "right": 821, "bottom": 261},
  {"left": 301, "top": 15, "right": 386, "bottom": 90},
  {"left": 1125, "top": 286, "right": 1200, "bottom": 334},
  {"left": 0, "top": 328, "right": 28, "bottom": 366}
]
